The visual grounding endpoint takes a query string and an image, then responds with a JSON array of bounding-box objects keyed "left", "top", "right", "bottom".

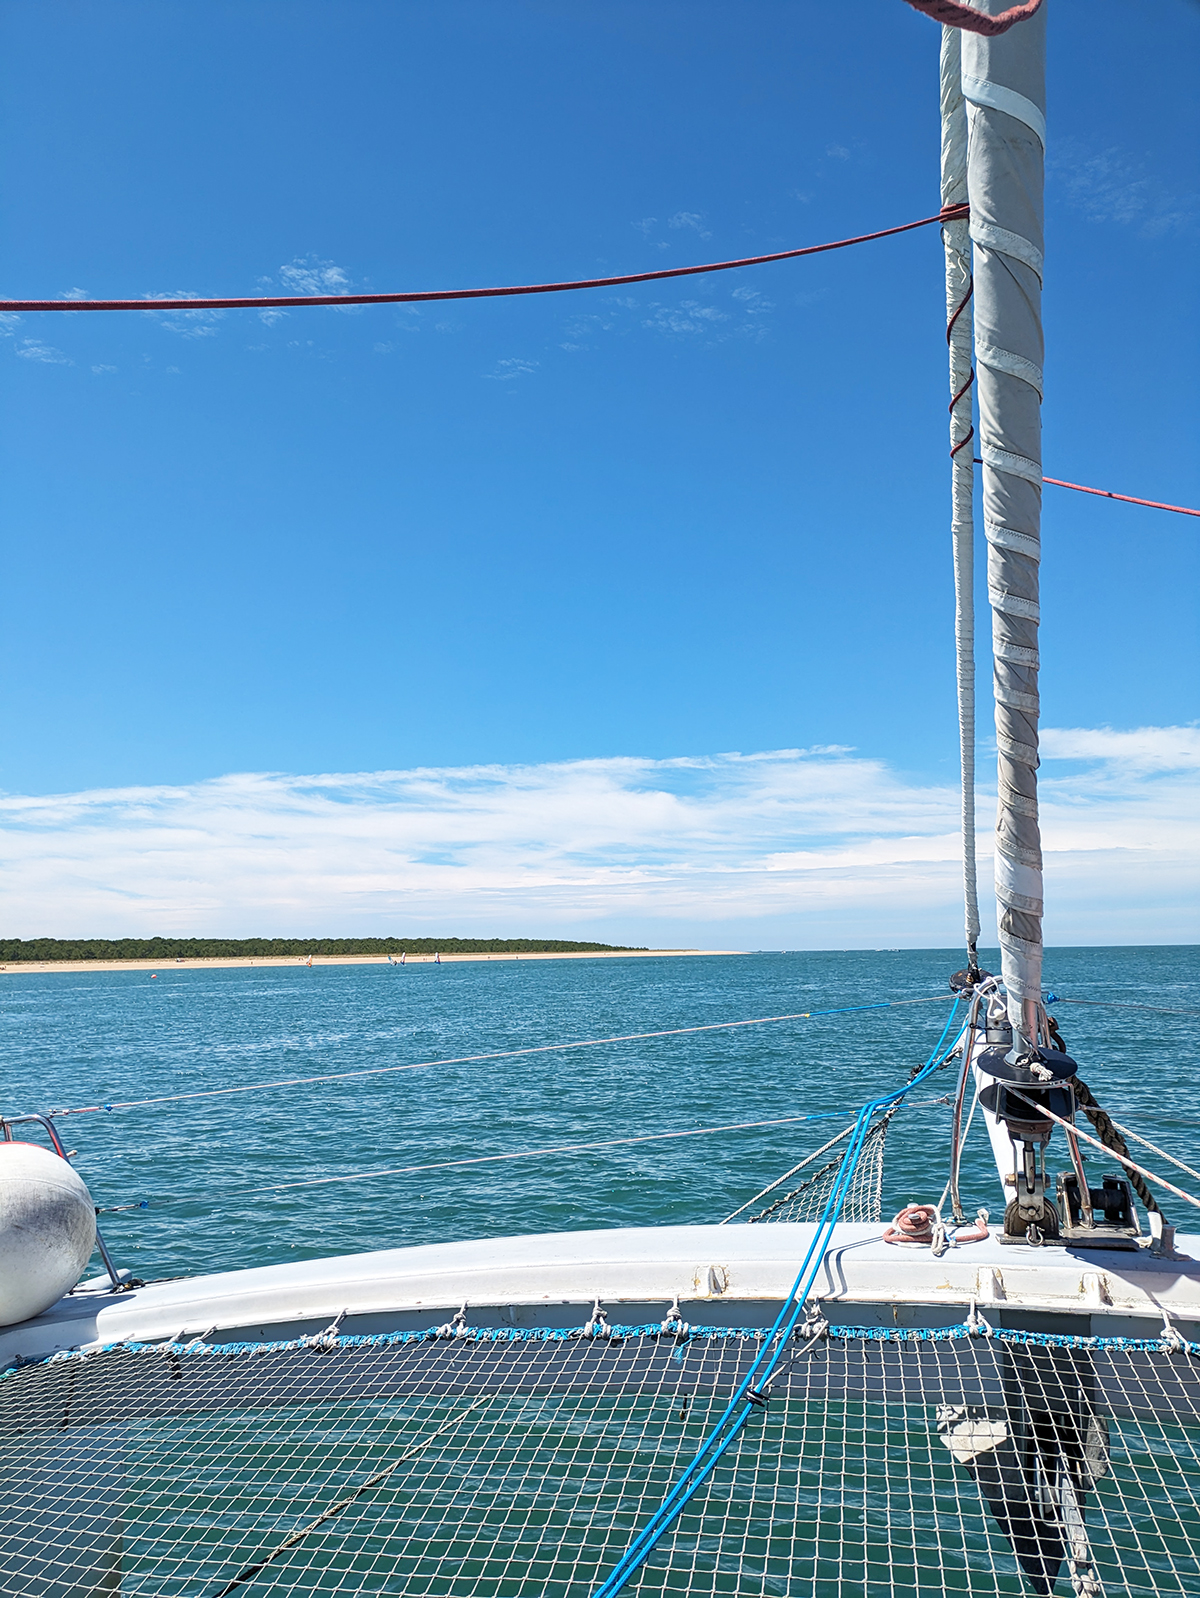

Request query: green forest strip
[{"left": 0, "top": 938, "right": 646, "bottom": 963}]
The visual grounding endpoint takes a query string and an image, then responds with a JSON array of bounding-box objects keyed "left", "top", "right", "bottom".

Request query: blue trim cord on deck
[
  {"left": 588, "top": 995, "right": 965, "bottom": 1598},
  {"left": 9, "top": 1298, "right": 1196, "bottom": 1383}
]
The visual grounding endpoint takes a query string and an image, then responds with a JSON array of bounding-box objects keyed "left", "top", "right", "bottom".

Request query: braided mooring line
[{"left": 1073, "top": 1076, "right": 1162, "bottom": 1218}]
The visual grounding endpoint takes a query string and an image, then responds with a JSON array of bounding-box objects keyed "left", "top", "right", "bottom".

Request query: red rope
[
  {"left": 0, "top": 206, "right": 967, "bottom": 314},
  {"left": 902, "top": 0, "right": 1043, "bottom": 35},
  {"left": 1043, "top": 476, "right": 1200, "bottom": 519},
  {"left": 974, "top": 459, "right": 1199, "bottom": 519}
]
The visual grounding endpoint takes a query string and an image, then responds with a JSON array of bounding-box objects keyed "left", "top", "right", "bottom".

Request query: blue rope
[
  {"left": 589, "top": 996, "right": 965, "bottom": 1598},
  {"left": 6, "top": 1302, "right": 1194, "bottom": 1383}
]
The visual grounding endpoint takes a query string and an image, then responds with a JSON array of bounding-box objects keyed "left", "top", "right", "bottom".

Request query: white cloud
[
  {"left": 91, "top": 364, "right": 117, "bottom": 375},
  {"left": 143, "top": 293, "right": 225, "bottom": 339},
  {"left": 277, "top": 257, "right": 351, "bottom": 295},
  {"left": 485, "top": 357, "right": 538, "bottom": 380},
  {"left": 668, "top": 211, "right": 712, "bottom": 240},
  {"left": 732, "top": 285, "right": 774, "bottom": 316},
  {"left": 0, "top": 312, "right": 21, "bottom": 335},
  {"left": 1051, "top": 141, "right": 1198, "bottom": 237},
  {"left": 1041, "top": 724, "right": 1200, "bottom": 772},
  {"left": 0, "top": 730, "right": 1195, "bottom": 946},
  {"left": 641, "top": 300, "right": 728, "bottom": 335},
  {"left": 15, "top": 338, "right": 72, "bottom": 364},
  {"left": 270, "top": 257, "right": 362, "bottom": 311},
  {"left": 59, "top": 287, "right": 89, "bottom": 300}
]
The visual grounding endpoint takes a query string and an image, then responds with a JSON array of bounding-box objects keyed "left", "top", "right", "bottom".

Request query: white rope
[
  {"left": 718, "top": 1122, "right": 858, "bottom": 1224},
  {"left": 1004, "top": 1086, "right": 1200, "bottom": 1214},
  {"left": 104, "top": 1096, "right": 953, "bottom": 1212},
  {"left": 55, "top": 995, "right": 957, "bottom": 1116},
  {"left": 1104, "top": 1119, "right": 1200, "bottom": 1189}
]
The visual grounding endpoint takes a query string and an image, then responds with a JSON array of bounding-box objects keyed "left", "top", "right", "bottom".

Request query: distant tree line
[{"left": 0, "top": 937, "right": 645, "bottom": 963}]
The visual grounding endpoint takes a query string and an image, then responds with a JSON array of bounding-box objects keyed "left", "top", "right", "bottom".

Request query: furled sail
[{"left": 962, "top": 0, "right": 1046, "bottom": 1045}]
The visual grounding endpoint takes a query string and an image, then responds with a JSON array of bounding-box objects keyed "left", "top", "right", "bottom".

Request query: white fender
[{"left": 0, "top": 1142, "right": 97, "bottom": 1327}]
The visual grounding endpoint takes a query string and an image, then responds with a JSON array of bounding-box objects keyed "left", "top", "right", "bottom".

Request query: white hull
[{"left": 7, "top": 1219, "right": 1200, "bottom": 1370}]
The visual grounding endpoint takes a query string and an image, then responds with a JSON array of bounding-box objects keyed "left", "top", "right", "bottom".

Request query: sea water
[{"left": 1, "top": 947, "right": 1196, "bottom": 1284}]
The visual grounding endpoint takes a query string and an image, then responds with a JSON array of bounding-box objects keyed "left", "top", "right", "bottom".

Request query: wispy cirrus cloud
[
  {"left": 641, "top": 300, "right": 728, "bottom": 336},
  {"left": 252, "top": 256, "right": 359, "bottom": 326},
  {"left": 1051, "top": 140, "right": 1198, "bottom": 237},
  {"left": 15, "top": 338, "right": 72, "bottom": 364},
  {"left": 143, "top": 292, "right": 225, "bottom": 339},
  {"left": 485, "top": 357, "right": 538, "bottom": 380},
  {"left": 0, "top": 729, "right": 1195, "bottom": 946},
  {"left": 668, "top": 211, "right": 712, "bottom": 240},
  {"left": 275, "top": 257, "right": 352, "bottom": 295}
]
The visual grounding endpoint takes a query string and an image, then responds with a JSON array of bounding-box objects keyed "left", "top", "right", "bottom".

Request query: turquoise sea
[{"left": 2, "top": 947, "right": 1197, "bottom": 1284}]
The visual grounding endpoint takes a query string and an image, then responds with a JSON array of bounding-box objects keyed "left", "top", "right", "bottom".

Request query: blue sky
[{"left": 0, "top": 0, "right": 1196, "bottom": 943}]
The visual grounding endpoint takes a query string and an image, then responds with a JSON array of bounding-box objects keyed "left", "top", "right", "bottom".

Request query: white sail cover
[{"left": 962, "top": 1, "right": 1046, "bottom": 1037}]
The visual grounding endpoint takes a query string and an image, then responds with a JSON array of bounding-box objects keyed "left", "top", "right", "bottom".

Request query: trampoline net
[
  {"left": 3, "top": 1323, "right": 1200, "bottom": 1598},
  {"left": 739, "top": 1114, "right": 891, "bottom": 1225}
]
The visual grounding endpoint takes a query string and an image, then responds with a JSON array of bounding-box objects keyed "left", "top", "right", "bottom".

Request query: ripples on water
[{"left": 1, "top": 947, "right": 1195, "bottom": 1282}]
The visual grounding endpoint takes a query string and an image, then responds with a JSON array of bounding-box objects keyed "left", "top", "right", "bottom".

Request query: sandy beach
[{"left": 0, "top": 948, "right": 745, "bottom": 975}]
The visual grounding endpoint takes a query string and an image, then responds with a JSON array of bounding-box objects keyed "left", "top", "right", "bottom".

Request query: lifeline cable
[
  {"left": 1047, "top": 996, "right": 1200, "bottom": 1018},
  {"left": 589, "top": 994, "right": 965, "bottom": 1598},
  {"left": 46, "top": 993, "right": 957, "bottom": 1117},
  {"left": 0, "top": 207, "right": 965, "bottom": 314},
  {"left": 96, "top": 1096, "right": 952, "bottom": 1212}
]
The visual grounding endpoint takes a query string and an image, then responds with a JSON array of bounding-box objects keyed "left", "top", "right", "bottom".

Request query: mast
[
  {"left": 962, "top": 0, "right": 1046, "bottom": 1050},
  {"left": 939, "top": 29, "right": 980, "bottom": 976}
]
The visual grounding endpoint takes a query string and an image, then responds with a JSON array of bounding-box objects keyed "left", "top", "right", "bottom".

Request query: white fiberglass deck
[{"left": 5, "top": 1220, "right": 1200, "bottom": 1367}]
